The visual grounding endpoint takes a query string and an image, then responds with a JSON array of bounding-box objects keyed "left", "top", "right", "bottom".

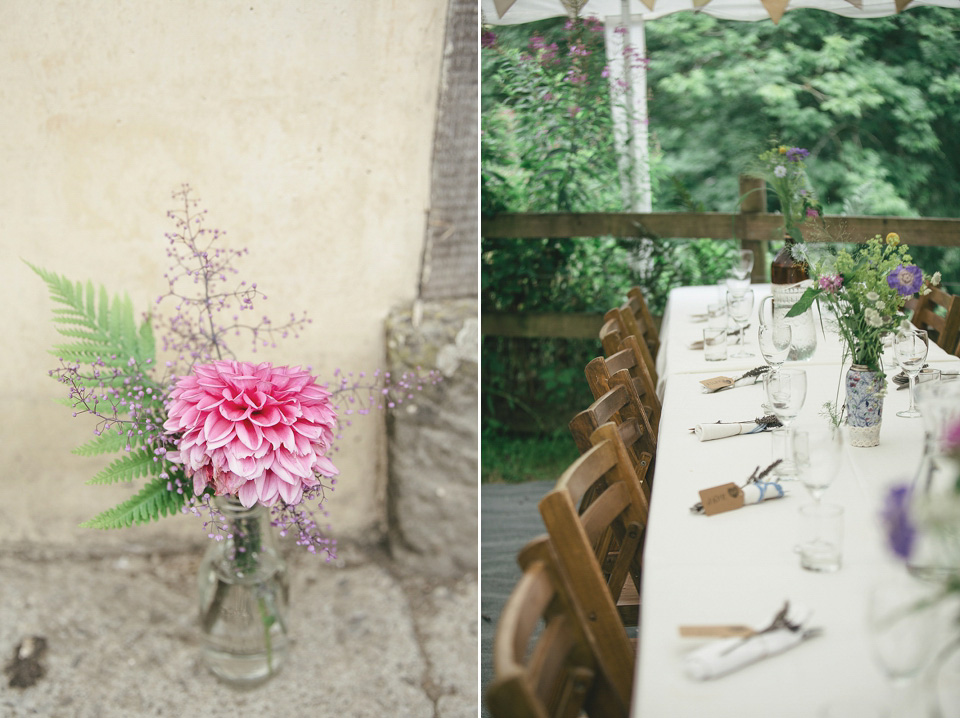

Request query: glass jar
[
  {"left": 907, "top": 380, "right": 960, "bottom": 580},
  {"left": 197, "top": 496, "right": 289, "bottom": 685}
]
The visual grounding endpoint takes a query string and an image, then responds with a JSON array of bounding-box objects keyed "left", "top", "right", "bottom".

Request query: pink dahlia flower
[{"left": 163, "top": 361, "right": 338, "bottom": 508}]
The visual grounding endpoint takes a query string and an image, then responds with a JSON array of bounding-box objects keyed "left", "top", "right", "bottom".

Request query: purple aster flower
[
  {"left": 881, "top": 485, "right": 916, "bottom": 560},
  {"left": 887, "top": 264, "right": 924, "bottom": 296},
  {"left": 786, "top": 147, "right": 810, "bottom": 162}
]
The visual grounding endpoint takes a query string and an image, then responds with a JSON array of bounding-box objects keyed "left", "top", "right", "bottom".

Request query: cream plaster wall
[{"left": 0, "top": 1, "right": 448, "bottom": 549}]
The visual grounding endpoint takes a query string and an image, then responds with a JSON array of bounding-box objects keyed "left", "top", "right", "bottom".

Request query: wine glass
[
  {"left": 791, "top": 423, "right": 843, "bottom": 503},
  {"left": 895, "top": 329, "right": 929, "bottom": 418},
  {"left": 731, "top": 249, "right": 755, "bottom": 281},
  {"left": 758, "top": 322, "right": 792, "bottom": 374},
  {"left": 725, "top": 288, "right": 754, "bottom": 358},
  {"left": 867, "top": 578, "right": 939, "bottom": 718},
  {"left": 764, "top": 368, "right": 807, "bottom": 478}
]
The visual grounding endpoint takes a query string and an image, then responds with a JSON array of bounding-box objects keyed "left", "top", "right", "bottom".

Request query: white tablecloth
[
  {"left": 656, "top": 284, "right": 959, "bottom": 393},
  {"left": 633, "top": 285, "right": 960, "bottom": 718}
]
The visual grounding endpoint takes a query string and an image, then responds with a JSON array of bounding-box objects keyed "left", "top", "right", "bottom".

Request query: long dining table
[{"left": 632, "top": 284, "right": 960, "bottom": 718}]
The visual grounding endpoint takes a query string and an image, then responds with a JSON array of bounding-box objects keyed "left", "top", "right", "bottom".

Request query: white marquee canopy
[{"left": 482, "top": 0, "right": 960, "bottom": 25}]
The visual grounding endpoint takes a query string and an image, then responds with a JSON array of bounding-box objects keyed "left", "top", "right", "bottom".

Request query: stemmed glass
[
  {"left": 895, "top": 329, "right": 929, "bottom": 418},
  {"left": 725, "top": 288, "right": 754, "bottom": 358},
  {"left": 791, "top": 423, "right": 843, "bottom": 503},
  {"left": 758, "top": 323, "right": 792, "bottom": 374},
  {"left": 867, "top": 578, "right": 939, "bottom": 718},
  {"left": 731, "top": 249, "right": 755, "bottom": 281},
  {"left": 763, "top": 368, "right": 806, "bottom": 478}
]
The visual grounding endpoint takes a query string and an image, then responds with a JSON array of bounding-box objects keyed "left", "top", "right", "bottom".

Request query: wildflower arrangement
[
  {"left": 30, "top": 185, "right": 439, "bottom": 560},
  {"left": 748, "top": 142, "right": 823, "bottom": 241},
  {"left": 786, "top": 233, "right": 938, "bottom": 375}
]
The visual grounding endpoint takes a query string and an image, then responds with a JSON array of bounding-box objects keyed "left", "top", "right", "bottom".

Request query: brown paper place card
[
  {"left": 678, "top": 625, "right": 755, "bottom": 638},
  {"left": 700, "top": 376, "right": 735, "bottom": 392},
  {"left": 698, "top": 482, "right": 744, "bottom": 516}
]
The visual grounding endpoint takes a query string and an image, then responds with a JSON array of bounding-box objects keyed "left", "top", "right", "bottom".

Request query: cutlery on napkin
[
  {"left": 690, "top": 415, "right": 782, "bottom": 441},
  {"left": 682, "top": 601, "right": 821, "bottom": 681},
  {"left": 701, "top": 366, "right": 771, "bottom": 393},
  {"left": 893, "top": 367, "right": 959, "bottom": 389}
]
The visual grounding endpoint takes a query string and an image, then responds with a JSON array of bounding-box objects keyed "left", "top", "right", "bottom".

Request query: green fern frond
[
  {"left": 28, "top": 262, "right": 155, "bottom": 370},
  {"left": 86, "top": 449, "right": 160, "bottom": 485},
  {"left": 73, "top": 431, "right": 144, "bottom": 457},
  {"left": 80, "top": 475, "right": 187, "bottom": 529}
]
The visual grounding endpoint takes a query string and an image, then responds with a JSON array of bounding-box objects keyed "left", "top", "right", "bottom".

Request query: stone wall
[{"left": 386, "top": 300, "right": 478, "bottom": 576}]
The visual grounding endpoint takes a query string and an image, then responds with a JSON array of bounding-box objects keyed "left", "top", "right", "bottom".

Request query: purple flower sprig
[
  {"left": 154, "top": 185, "right": 313, "bottom": 378},
  {"left": 882, "top": 484, "right": 917, "bottom": 561}
]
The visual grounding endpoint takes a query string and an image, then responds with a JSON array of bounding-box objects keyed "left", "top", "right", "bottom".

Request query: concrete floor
[{"left": 0, "top": 540, "right": 477, "bottom": 718}]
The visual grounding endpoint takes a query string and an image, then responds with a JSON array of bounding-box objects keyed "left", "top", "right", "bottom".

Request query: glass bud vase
[
  {"left": 907, "top": 380, "right": 960, "bottom": 580},
  {"left": 198, "top": 496, "right": 289, "bottom": 685}
]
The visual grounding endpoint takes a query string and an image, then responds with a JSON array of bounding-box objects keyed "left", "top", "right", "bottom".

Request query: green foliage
[
  {"left": 86, "top": 449, "right": 164, "bottom": 485},
  {"left": 80, "top": 475, "right": 189, "bottom": 529},
  {"left": 27, "top": 263, "right": 155, "bottom": 375},
  {"left": 31, "top": 261, "right": 185, "bottom": 528},
  {"left": 480, "top": 428, "right": 580, "bottom": 484},
  {"left": 646, "top": 8, "right": 960, "bottom": 219}
]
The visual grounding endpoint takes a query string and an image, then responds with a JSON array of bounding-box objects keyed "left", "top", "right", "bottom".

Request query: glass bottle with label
[{"left": 770, "top": 235, "right": 817, "bottom": 360}]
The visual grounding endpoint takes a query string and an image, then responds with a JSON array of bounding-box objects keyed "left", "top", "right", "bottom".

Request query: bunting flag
[
  {"left": 493, "top": 0, "right": 518, "bottom": 18},
  {"left": 843, "top": 0, "right": 864, "bottom": 9},
  {"left": 694, "top": 0, "right": 713, "bottom": 8},
  {"left": 895, "top": 0, "right": 915, "bottom": 9},
  {"left": 761, "top": 0, "right": 791, "bottom": 22}
]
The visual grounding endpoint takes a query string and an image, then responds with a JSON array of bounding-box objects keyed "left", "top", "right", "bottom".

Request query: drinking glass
[
  {"left": 725, "top": 288, "right": 754, "bottom": 358},
  {"left": 764, "top": 368, "right": 807, "bottom": 477},
  {"left": 895, "top": 329, "right": 929, "bottom": 418},
  {"left": 791, "top": 424, "right": 843, "bottom": 503},
  {"left": 797, "top": 504, "right": 843, "bottom": 572},
  {"left": 868, "top": 578, "right": 939, "bottom": 718},
  {"left": 732, "top": 249, "right": 755, "bottom": 280}
]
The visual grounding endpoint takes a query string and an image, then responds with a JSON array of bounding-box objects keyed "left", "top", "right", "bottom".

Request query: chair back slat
[
  {"left": 580, "top": 481, "right": 630, "bottom": 545},
  {"left": 907, "top": 285, "right": 960, "bottom": 351}
]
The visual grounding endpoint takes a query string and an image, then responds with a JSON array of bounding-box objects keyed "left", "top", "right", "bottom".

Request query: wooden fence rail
[{"left": 482, "top": 175, "right": 960, "bottom": 338}]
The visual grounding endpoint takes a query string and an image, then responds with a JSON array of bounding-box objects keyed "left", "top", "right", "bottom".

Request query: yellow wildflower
[
  {"left": 778, "top": 146, "right": 787, "bottom": 154},
  {"left": 886, "top": 232, "right": 900, "bottom": 246}
]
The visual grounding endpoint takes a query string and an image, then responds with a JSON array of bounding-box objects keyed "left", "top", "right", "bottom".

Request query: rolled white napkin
[
  {"left": 684, "top": 629, "right": 803, "bottom": 681},
  {"left": 741, "top": 481, "right": 785, "bottom": 505},
  {"left": 694, "top": 422, "right": 763, "bottom": 441}
]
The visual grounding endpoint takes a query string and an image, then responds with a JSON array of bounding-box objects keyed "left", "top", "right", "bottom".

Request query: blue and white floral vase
[{"left": 845, "top": 364, "right": 884, "bottom": 447}]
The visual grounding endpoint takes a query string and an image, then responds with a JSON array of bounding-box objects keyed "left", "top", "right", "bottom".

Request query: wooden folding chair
[
  {"left": 626, "top": 286, "right": 661, "bottom": 358},
  {"left": 569, "top": 378, "right": 655, "bottom": 503},
  {"left": 585, "top": 334, "right": 661, "bottom": 436},
  {"left": 486, "top": 537, "right": 629, "bottom": 718},
  {"left": 538, "top": 422, "right": 648, "bottom": 709},
  {"left": 906, "top": 284, "right": 960, "bottom": 352},
  {"left": 599, "top": 307, "right": 659, "bottom": 389}
]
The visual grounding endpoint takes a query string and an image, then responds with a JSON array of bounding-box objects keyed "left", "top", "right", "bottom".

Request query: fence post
[{"left": 738, "top": 175, "right": 768, "bottom": 283}]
